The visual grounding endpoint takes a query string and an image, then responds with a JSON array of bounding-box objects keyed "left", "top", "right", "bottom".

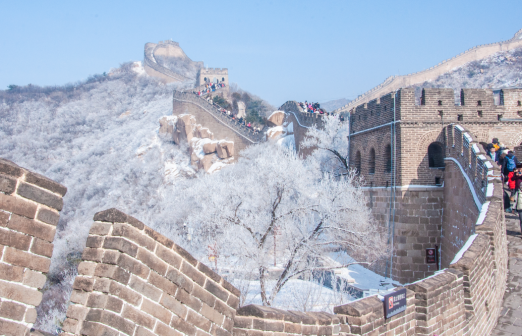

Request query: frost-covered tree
[
  {"left": 301, "top": 115, "right": 350, "bottom": 176},
  {"left": 172, "top": 142, "right": 387, "bottom": 306}
]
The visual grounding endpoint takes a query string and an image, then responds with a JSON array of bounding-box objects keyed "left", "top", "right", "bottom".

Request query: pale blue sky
[{"left": 1, "top": 0, "right": 520, "bottom": 106}]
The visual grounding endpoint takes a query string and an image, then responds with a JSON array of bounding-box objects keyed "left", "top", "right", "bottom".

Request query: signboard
[
  {"left": 426, "top": 247, "right": 438, "bottom": 264},
  {"left": 383, "top": 288, "right": 407, "bottom": 319}
]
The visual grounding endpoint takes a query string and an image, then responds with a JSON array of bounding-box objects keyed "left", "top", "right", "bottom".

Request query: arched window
[
  {"left": 222, "top": 77, "right": 225, "bottom": 82},
  {"left": 355, "top": 151, "right": 361, "bottom": 173},
  {"left": 204, "top": 77, "right": 207, "bottom": 82},
  {"left": 385, "top": 144, "right": 392, "bottom": 173},
  {"left": 428, "top": 142, "right": 445, "bottom": 168},
  {"left": 369, "top": 148, "right": 375, "bottom": 174}
]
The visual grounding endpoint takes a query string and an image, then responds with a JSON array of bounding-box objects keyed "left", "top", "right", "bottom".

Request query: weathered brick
[
  {"left": 0, "top": 159, "right": 23, "bottom": 177},
  {"left": 87, "top": 293, "right": 108, "bottom": 308},
  {"left": 181, "top": 261, "right": 206, "bottom": 286},
  {"left": 197, "top": 262, "right": 222, "bottom": 283},
  {"left": 106, "top": 295, "right": 124, "bottom": 313},
  {"left": 17, "top": 182, "right": 63, "bottom": 210},
  {"left": 200, "top": 302, "right": 225, "bottom": 325},
  {"left": 117, "top": 253, "right": 150, "bottom": 279},
  {"left": 8, "top": 214, "right": 56, "bottom": 242},
  {"left": 4, "top": 247, "right": 51, "bottom": 273},
  {"left": 129, "top": 275, "right": 162, "bottom": 301},
  {"left": 214, "top": 299, "right": 234, "bottom": 319},
  {"left": 221, "top": 280, "right": 241, "bottom": 298},
  {"left": 156, "top": 244, "right": 182, "bottom": 269},
  {"left": 160, "top": 293, "right": 188, "bottom": 319},
  {"left": 24, "top": 171, "right": 67, "bottom": 196},
  {"left": 0, "top": 300, "right": 26, "bottom": 321},
  {"left": 25, "top": 307, "right": 37, "bottom": 323},
  {"left": 135, "top": 325, "right": 157, "bottom": 336},
  {"left": 31, "top": 238, "right": 54, "bottom": 257},
  {"left": 93, "top": 208, "right": 128, "bottom": 223},
  {"left": 87, "top": 309, "right": 136, "bottom": 335},
  {"left": 142, "top": 298, "right": 172, "bottom": 324},
  {"left": 93, "top": 278, "right": 111, "bottom": 293},
  {"left": 22, "top": 269, "right": 47, "bottom": 288},
  {"left": 94, "top": 263, "right": 130, "bottom": 285},
  {"left": 109, "top": 281, "right": 142, "bottom": 306},
  {"left": 192, "top": 283, "right": 216, "bottom": 307},
  {"left": 113, "top": 223, "right": 156, "bottom": 251},
  {"left": 0, "top": 193, "right": 37, "bottom": 219},
  {"left": 102, "top": 249, "right": 121, "bottom": 264},
  {"left": 0, "top": 174, "right": 17, "bottom": 194},
  {"left": 171, "top": 315, "right": 197, "bottom": 336},
  {"left": 187, "top": 310, "right": 211, "bottom": 332},
  {"left": 144, "top": 226, "right": 174, "bottom": 248},
  {"left": 227, "top": 294, "right": 239, "bottom": 310},
  {"left": 223, "top": 317, "right": 234, "bottom": 332},
  {"left": 72, "top": 276, "right": 94, "bottom": 292},
  {"left": 36, "top": 208, "right": 60, "bottom": 226},
  {"left": 176, "top": 288, "right": 202, "bottom": 312},
  {"left": 122, "top": 304, "right": 155, "bottom": 329},
  {"left": 86, "top": 236, "right": 104, "bottom": 248},
  {"left": 126, "top": 215, "right": 145, "bottom": 230},
  {"left": 104, "top": 237, "right": 138, "bottom": 257},
  {"left": 166, "top": 267, "right": 193, "bottom": 293},
  {"left": 173, "top": 243, "right": 198, "bottom": 266},
  {"left": 62, "top": 318, "right": 80, "bottom": 334},
  {"left": 156, "top": 322, "right": 183, "bottom": 336},
  {"left": 0, "top": 317, "right": 29, "bottom": 336},
  {"left": 89, "top": 222, "right": 112, "bottom": 235},
  {"left": 81, "top": 321, "right": 119, "bottom": 336},
  {"left": 205, "top": 280, "right": 229, "bottom": 302},
  {"left": 66, "top": 304, "right": 89, "bottom": 321},
  {"left": 0, "top": 263, "right": 24, "bottom": 282},
  {"left": 0, "top": 211, "right": 9, "bottom": 227},
  {"left": 0, "top": 227, "right": 32, "bottom": 250},
  {"left": 82, "top": 247, "right": 103, "bottom": 262},
  {"left": 70, "top": 290, "right": 89, "bottom": 305},
  {"left": 137, "top": 247, "right": 168, "bottom": 275},
  {"left": 0, "top": 279, "right": 43, "bottom": 305}
]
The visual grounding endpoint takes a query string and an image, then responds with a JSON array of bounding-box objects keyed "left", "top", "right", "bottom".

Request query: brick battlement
[{"left": 0, "top": 158, "right": 66, "bottom": 334}]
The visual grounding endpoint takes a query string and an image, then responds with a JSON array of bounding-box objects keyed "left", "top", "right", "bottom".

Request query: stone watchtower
[
  {"left": 348, "top": 87, "right": 522, "bottom": 283},
  {"left": 196, "top": 68, "right": 229, "bottom": 87}
]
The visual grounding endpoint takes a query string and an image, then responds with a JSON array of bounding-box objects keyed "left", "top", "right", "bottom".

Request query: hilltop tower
[
  {"left": 347, "top": 87, "right": 522, "bottom": 283},
  {"left": 196, "top": 68, "right": 229, "bottom": 87}
]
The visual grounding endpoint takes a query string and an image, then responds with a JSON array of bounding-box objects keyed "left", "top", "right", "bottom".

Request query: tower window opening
[
  {"left": 369, "top": 148, "right": 376, "bottom": 174},
  {"left": 428, "top": 142, "right": 445, "bottom": 168},
  {"left": 222, "top": 77, "right": 225, "bottom": 82},
  {"left": 498, "top": 114, "right": 503, "bottom": 121},
  {"left": 517, "top": 100, "right": 521, "bottom": 106},
  {"left": 477, "top": 100, "right": 482, "bottom": 106},
  {"left": 458, "top": 115, "right": 463, "bottom": 121},
  {"left": 477, "top": 110, "right": 483, "bottom": 117},
  {"left": 438, "top": 100, "right": 443, "bottom": 106}
]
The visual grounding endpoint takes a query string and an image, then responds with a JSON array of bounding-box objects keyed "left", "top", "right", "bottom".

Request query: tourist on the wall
[
  {"left": 503, "top": 150, "right": 519, "bottom": 178},
  {"left": 511, "top": 179, "right": 522, "bottom": 233}
]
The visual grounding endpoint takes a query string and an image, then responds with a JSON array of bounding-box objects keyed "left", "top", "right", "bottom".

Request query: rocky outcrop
[
  {"left": 267, "top": 111, "right": 285, "bottom": 127},
  {"left": 216, "top": 141, "right": 235, "bottom": 159},
  {"left": 160, "top": 114, "right": 234, "bottom": 173}
]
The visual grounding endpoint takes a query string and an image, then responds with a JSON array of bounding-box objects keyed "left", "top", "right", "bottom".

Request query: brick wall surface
[
  {"left": 364, "top": 186, "right": 443, "bottom": 283},
  {"left": 61, "top": 208, "right": 240, "bottom": 336},
  {"left": 0, "top": 158, "right": 67, "bottom": 336}
]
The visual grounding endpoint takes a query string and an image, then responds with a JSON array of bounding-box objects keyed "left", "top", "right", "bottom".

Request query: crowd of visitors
[
  {"left": 298, "top": 101, "right": 329, "bottom": 115},
  {"left": 190, "top": 91, "right": 262, "bottom": 134},
  {"left": 195, "top": 82, "right": 226, "bottom": 96},
  {"left": 487, "top": 138, "right": 522, "bottom": 230}
]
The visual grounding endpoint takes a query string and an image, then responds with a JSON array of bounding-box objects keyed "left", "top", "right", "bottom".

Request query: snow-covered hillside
[
  {"left": 414, "top": 47, "right": 522, "bottom": 93},
  {"left": 0, "top": 70, "right": 200, "bottom": 330}
]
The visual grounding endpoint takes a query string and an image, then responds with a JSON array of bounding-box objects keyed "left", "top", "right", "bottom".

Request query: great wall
[
  {"left": 1, "top": 33, "right": 522, "bottom": 335},
  {"left": 333, "top": 28, "right": 522, "bottom": 115}
]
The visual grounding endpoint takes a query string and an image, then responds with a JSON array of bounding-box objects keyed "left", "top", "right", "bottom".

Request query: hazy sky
[{"left": 1, "top": 0, "right": 521, "bottom": 106}]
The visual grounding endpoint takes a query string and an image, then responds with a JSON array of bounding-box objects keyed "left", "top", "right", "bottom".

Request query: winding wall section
[{"left": 334, "top": 28, "right": 522, "bottom": 114}]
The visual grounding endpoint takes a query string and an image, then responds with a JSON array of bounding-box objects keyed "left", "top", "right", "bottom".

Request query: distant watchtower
[{"left": 196, "top": 68, "right": 229, "bottom": 87}]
